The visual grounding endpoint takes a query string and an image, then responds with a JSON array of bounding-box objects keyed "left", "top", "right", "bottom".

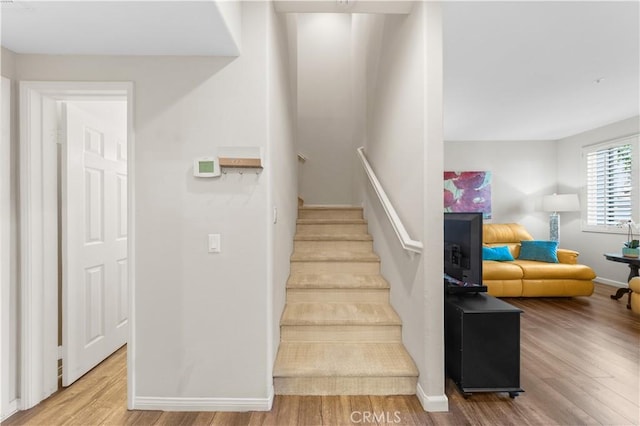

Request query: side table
[{"left": 603, "top": 253, "right": 640, "bottom": 309}]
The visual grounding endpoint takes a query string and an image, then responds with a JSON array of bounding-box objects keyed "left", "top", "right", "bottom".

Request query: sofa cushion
[
  {"left": 518, "top": 240, "right": 559, "bottom": 263},
  {"left": 485, "top": 242, "right": 522, "bottom": 258},
  {"left": 483, "top": 223, "right": 533, "bottom": 244},
  {"left": 514, "top": 260, "right": 596, "bottom": 280},
  {"left": 482, "top": 246, "right": 515, "bottom": 261},
  {"left": 630, "top": 277, "right": 640, "bottom": 313},
  {"left": 521, "top": 279, "right": 594, "bottom": 297},
  {"left": 557, "top": 249, "right": 579, "bottom": 265},
  {"left": 483, "top": 260, "right": 524, "bottom": 280},
  {"left": 484, "top": 280, "right": 523, "bottom": 298}
]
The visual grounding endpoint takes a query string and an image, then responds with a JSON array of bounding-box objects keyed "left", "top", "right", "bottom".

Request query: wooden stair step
[
  {"left": 290, "top": 261, "right": 379, "bottom": 274},
  {"left": 280, "top": 324, "right": 401, "bottom": 343},
  {"left": 273, "top": 342, "right": 418, "bottom": 395},
  {"left": 274, "top": 375, "right": 417, "bottom": 396},
  {"left": 298, "top": 207, "right": 363, "bottom": 220},
  {"left": 286, "top": 274, "right": 390, "bottom": 303},
  {"left": 287, "top": 273, "right": 389, "bottom": 289},
  {"left": 290, "top": 251, "right": 379, "bottom": 262},
  {"left": 285, "top": 288, "right": 389, "bottom": 303},
  {"left": 296, "top": 223, "right": 369, "bottom": 235},
  {"left": 281, "top": 303, "right": 401, "bottom": 326},
  {"left": 294, "top": 238, "right": 373, "bottom": 253},
  {"left": 294, "top": 234, "right": 373, "bottom": 241},
  {"left": 297, "top": 219, "right": 367, "bottom": 225},
  {"left": 274, "top": 342, "right": 418, "bottom": 377}
]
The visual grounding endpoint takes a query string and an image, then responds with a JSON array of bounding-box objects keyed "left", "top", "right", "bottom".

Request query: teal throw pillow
[
  {"left": 518, "top": 240, "right": 559, "bottom": 263},
  {"left": 482, "top": 246, "right": 515, "bottom": 261}
]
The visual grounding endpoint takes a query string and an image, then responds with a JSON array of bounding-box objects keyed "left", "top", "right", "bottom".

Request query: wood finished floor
[{"left": 5, "top": 283, "right": 639, "bottom": 426}]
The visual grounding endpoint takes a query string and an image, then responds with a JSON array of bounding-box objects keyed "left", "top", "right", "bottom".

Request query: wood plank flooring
[{"left": 5, "top": 283, "right": 639, "bottom": 425}]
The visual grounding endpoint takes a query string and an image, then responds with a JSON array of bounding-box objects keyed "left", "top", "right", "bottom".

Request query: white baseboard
[
  {"left": 416, "top": 383, "right": 448, "bottom": 412},
  {"left": 594, "top": 277, "right": 626, "bottom": 288},
  {"left": 1, "top": 398, "right": 20, "bottom": 422},
  {"left": 133, "top": 388, "right": 274, "bottom": 412}
]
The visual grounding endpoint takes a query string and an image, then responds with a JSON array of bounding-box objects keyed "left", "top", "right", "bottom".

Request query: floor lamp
[{"left": 542, "top": 193, "right": 580, "bottom": 243}]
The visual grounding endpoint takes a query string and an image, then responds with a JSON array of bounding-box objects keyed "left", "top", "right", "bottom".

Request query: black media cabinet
[{"left": 444, "top": 292, "right": 523, "bottom": 398}]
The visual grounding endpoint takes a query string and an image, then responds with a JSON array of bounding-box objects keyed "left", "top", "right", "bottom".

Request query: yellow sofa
[
  {"left": 629, "top": 277, "right": 640, "bottom": 313},
  {"left": 483, "top": 223, "right": 596, "bottom": 297}
]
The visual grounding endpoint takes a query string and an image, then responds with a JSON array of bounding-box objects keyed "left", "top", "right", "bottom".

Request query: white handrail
[{"left": 357, "top": 147, "right": 423, "bottom": 254}]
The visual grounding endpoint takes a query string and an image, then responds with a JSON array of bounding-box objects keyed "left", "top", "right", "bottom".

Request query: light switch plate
[{"left": 208, "top": 234, "right": 221, "bottom": 253}]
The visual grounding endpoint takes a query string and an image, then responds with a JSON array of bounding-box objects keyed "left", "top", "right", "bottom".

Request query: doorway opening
[{"left": 19, "top": 82, "right": 135, "bottom": 410}]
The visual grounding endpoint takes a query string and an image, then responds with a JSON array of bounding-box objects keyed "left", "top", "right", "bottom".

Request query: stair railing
[{"left": 357, "top": 147, "right": 423, "bottom": 254}]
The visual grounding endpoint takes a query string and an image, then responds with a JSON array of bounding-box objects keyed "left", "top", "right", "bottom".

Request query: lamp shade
[{"left": 542, "top": 193, "right": 580, "bottom": 212}]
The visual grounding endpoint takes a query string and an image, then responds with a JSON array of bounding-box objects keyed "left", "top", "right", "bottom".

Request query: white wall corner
[
  {"left": 416, "top": 383, "right": 449, "bottom": 412},
  {"left": 133, "top": 392, "right": 274, "bottom": 412},
  {"left": 214, "top": 0, "right": 242, "bottom": 55},
  {"left": 0, "top": 398, "right": 19, "bottom": 422},
  {"left": 0, "top": 76, "right": 11, "bottom": 423}
]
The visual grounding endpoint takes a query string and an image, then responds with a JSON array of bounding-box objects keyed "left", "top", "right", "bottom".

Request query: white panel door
[{"left": 62, "top": 102, "right": 127, "bottom": 386}]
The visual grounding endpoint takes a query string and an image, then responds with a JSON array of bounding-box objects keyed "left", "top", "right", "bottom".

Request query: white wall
[
  {"left": 444, "top": 140, "right": 558, "bottom": 239},
  {"left": 356, "top": 2, "right": 447, "bottom": 409},
  {"left": 296, "top": 14, "right": 357, "bottom": 205},
  {"left": 1, "top": 47, "right": 20, "bottom": 420},
  {"left": 423, "top": 2, "right": 446, "bottom": 408},
  {"left": 1, "top": 48, "right": 16, "bottom": 79},
  {"left": 362, "top": 7, "right": 425, "bottom": 371},
  {"left": 1, "top": 76, "right": 15, "bottom": 421},
  {"left": 266, "top": 6, "right": 297, "bottom": 386},
  {"left": 9, "top": 1, "right": 295, "bottom": 409},
  {"left": 351, "top": 14, "right": 383, "bottom": 208},
  {"left": 557, "top": 116, "right": 640, "bottom": 285},
  {"left": 215, "top": 0, "right": 242, "bottom": 54}
]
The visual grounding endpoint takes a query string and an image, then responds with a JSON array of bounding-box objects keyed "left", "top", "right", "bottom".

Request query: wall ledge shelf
[{"left": 218, "top": 157, "right": 263, "bottom": 169}]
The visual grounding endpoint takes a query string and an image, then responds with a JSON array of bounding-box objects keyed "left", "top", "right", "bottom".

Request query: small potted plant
[{"left": 622, "top": 219, "right": 640, "bottom": 258}]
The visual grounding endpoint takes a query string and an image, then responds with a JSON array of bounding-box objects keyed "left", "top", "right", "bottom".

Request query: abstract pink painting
[{"left": 444, "top": 171, "right": 492, "bottom": 219}]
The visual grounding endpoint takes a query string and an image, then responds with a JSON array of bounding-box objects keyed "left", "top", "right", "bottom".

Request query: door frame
[
  {"left": 19, "top": 81, "right": 135, "bottom": 410},
  {"left": 1, "top": 77, "right": 15, "bottom": 420}
]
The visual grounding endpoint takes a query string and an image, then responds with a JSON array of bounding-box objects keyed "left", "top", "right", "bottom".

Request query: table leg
[
  {"left": 611, "top": 287, "right": 631, "bottom": 301},
  {"left": 608, "top": 264, "right": 637, "bottom": 309},
  {"left": 628, "top": 264, "right": 640, "bottom": 282}
]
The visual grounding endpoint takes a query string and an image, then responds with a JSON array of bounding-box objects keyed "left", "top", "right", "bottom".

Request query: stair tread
[
  {"left": 297, "top": 219, "right": 367, "bottom": 225},
  {"left": 281, "top": 302, "right": 400, "bottom": 325},
  {"left": 291, "top": 251, "right": 379, "bottom": 262},
  {"left": 295, "top": 234, "right": 373, "bottom": 241},
  {"left": 299, "top": 206, "right": 363, "bottom": 211},
  {"left": 287, "top": 273, "right": 389, "bottom": 289},
  {"left": 279, "top": 205, "right": 417, "bottom": 395},
  {"left": 274, "top": 342, "right": 418, "bottom": 377}
]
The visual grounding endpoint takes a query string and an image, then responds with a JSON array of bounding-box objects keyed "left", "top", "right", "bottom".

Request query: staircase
[{"left": 273, "top": 206, "right": 418, "bottom": 395}]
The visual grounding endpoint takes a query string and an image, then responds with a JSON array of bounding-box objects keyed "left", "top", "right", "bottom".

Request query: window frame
[{"left": 581, "top": 134, "right": 640, "bottom": 235}]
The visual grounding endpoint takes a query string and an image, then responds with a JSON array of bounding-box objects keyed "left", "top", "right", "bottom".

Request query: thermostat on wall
[{"left": 193, "top": 157, "right": 221, "bottom": 178}]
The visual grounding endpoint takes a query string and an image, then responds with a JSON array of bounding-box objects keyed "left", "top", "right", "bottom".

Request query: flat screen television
[{"left": 444, "top": 212, "right": 485, "bottom": 292}]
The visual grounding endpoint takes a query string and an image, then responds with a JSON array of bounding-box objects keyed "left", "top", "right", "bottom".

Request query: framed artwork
[{"left": 444, "top": 171, "right": 492, "bottom": 219}]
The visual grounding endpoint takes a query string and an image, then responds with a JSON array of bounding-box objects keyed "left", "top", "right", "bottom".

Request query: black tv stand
[{"left": 444, "top": 292, "right": 523, "bottom": 398}]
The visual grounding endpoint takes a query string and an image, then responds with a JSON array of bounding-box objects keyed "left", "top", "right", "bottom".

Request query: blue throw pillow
[
  {"left": 518, "top": 240, "right": 559, "bottom": 263},
  {"left": 482, "top": 246, "right": 515, "bottom": 261}
]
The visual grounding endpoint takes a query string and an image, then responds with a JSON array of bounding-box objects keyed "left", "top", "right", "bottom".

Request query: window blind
[{"left": 585, "top": 143, "right": 633, "bottom": 227}]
